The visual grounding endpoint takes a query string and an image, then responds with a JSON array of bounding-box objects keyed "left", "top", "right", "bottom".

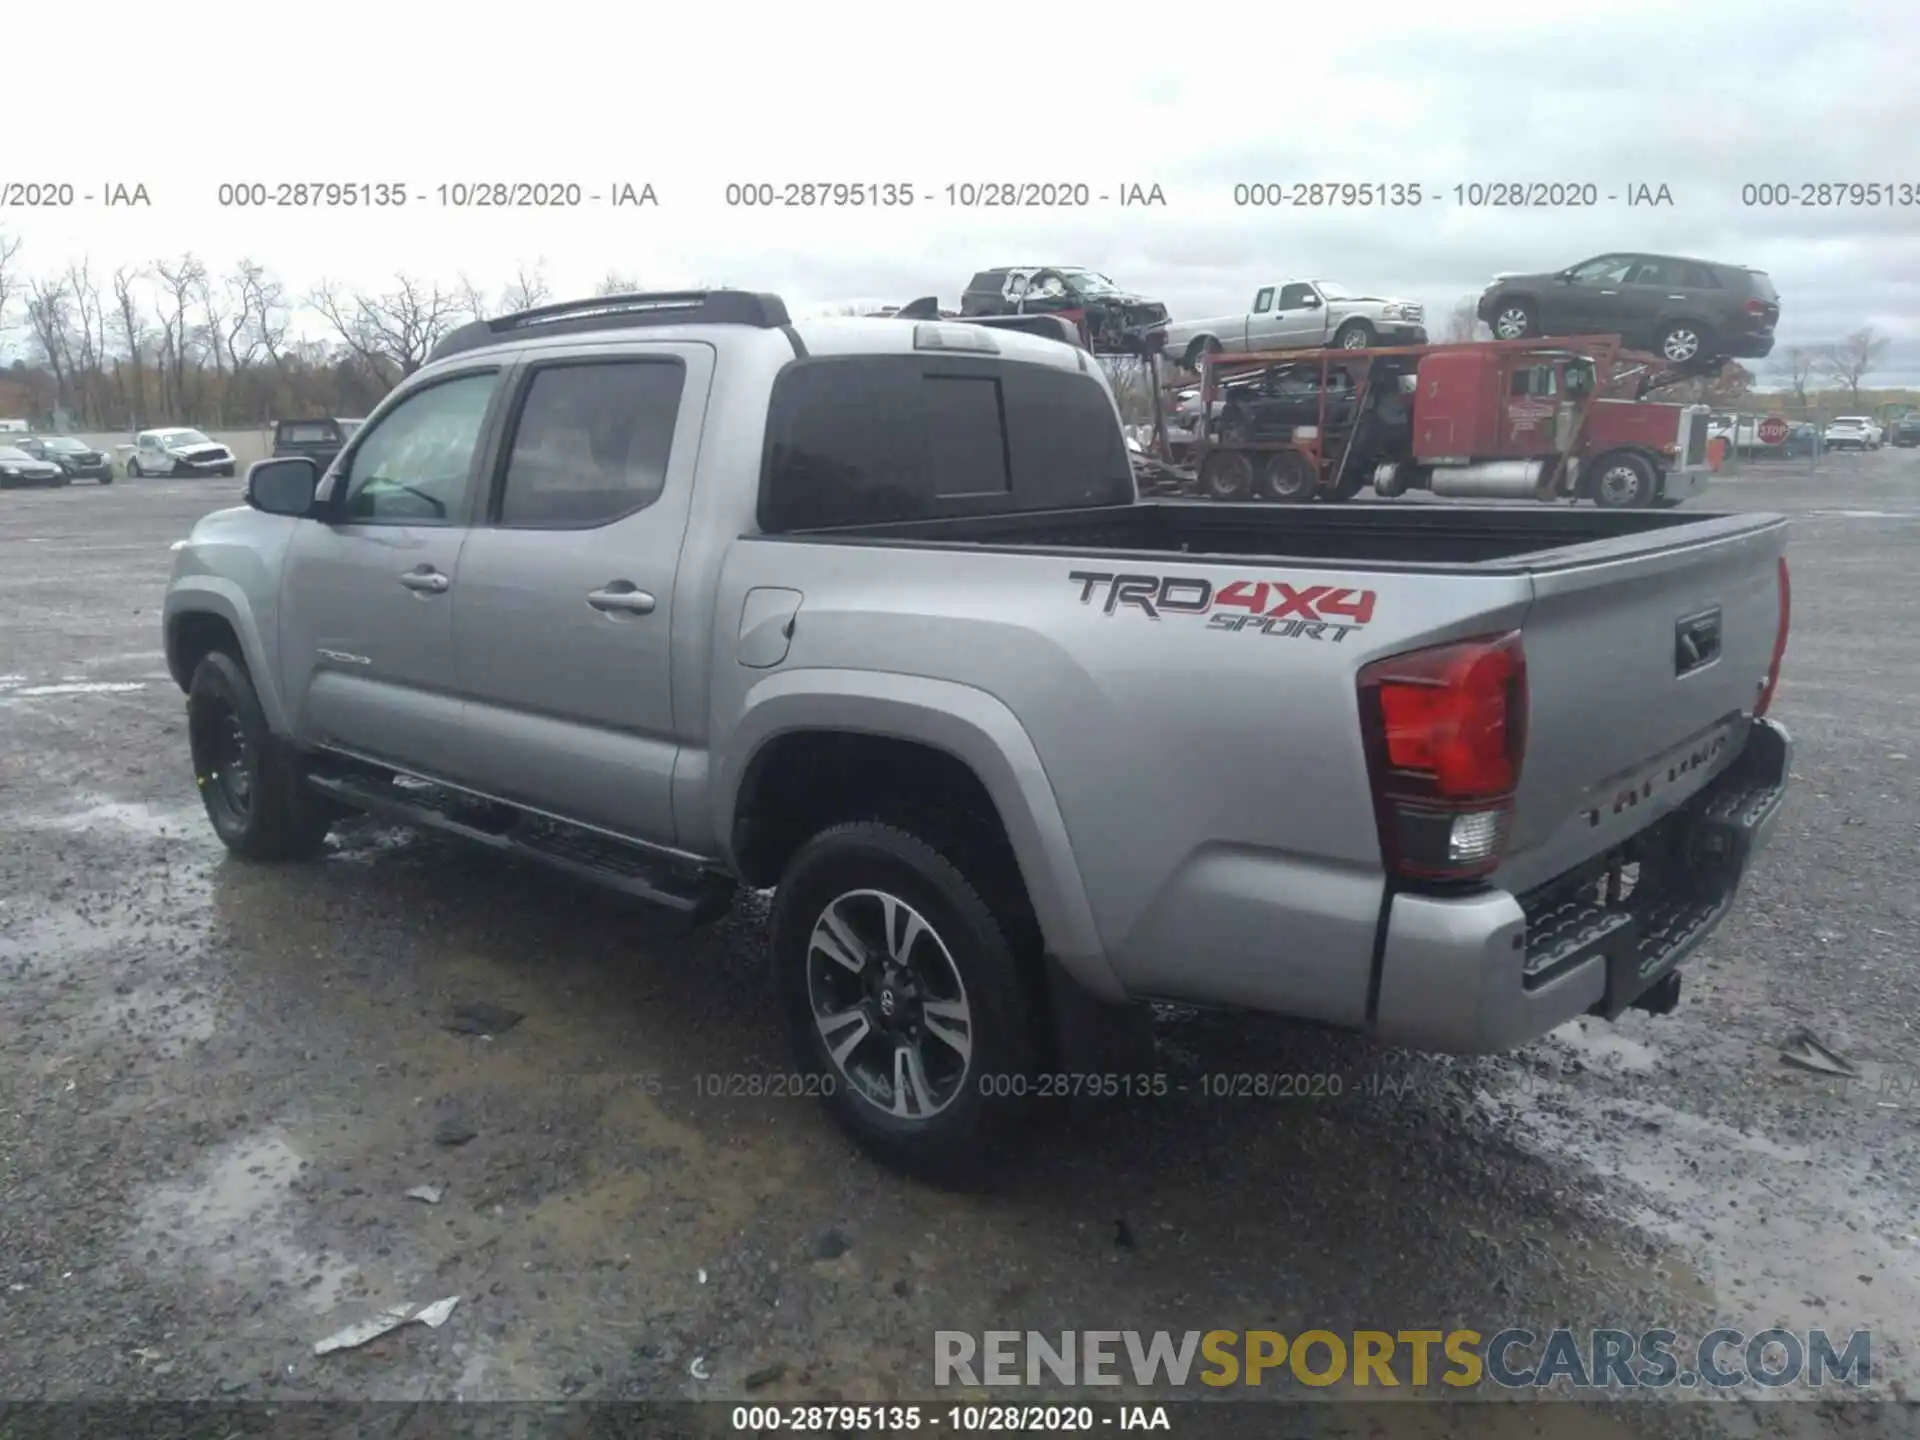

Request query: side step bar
[{"left": 308, "top": 771, "right": 737, "bottom": 925}]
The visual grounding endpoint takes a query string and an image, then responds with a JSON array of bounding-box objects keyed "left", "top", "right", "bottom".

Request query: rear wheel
[
  {"left": 1182, "top": 336, "right": 1221, "bottom": 372},
  {"left": 1200, "top": 450, "right": 1254, "bottom": 501},
  {"left": 1657, "top": 322, "right": 1709, "bottom": 365},
  {"left": 772, "top": 819, "right": 1040, "bottom": 1186},
  {"left": 187, "top": 651, "right": 333, "bottom": 860},
  {"left": 1592, "top": 453, "right": 1656, "bottom": 509},
  {"left": 1259, "top": 449, "right": 1319, "bottom": 503}
]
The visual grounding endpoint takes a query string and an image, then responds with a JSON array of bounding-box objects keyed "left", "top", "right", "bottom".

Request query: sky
[{"left": 4, "top": 0, "right": 1918, "bottom": 383}]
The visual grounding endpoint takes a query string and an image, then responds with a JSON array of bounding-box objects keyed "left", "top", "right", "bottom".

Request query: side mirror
[
  {"left": 246, "top": 456, "right": 320, "bottom": 516},
  {"left": 1303, "top": 296, "right": 1322, "bottom": 308}
]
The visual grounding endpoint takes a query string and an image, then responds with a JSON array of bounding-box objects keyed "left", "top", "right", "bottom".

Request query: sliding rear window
[{"left": 758, "top": 354, "right": 1131, "bottom": 532}]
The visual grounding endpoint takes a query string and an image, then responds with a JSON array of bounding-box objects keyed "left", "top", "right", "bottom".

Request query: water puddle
[{"left": 132, "top": 1130, "right": 360, "bottom": 1315}]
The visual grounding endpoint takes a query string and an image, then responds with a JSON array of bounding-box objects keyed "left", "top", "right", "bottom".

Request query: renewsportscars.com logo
[
  {"left": 1069, "top": 571, "right": 1379, "bottom": 643},
  {"left": 934, "top": 1328, "right": 1873, "bottom": 1392}
]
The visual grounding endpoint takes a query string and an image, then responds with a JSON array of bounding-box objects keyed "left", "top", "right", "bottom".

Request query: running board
[{"left": 307, "top": 771, "right": 736, "bottom": 924}]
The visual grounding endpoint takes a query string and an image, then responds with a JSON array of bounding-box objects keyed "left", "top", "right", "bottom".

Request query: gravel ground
[{"left": 1, "top": 455, "right": 1916, "bottom": 1438}]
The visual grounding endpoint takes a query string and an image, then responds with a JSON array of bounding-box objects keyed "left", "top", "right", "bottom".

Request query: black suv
[
  {"left": 16, "top": 434, "right": 114, "bottom": 483},
  {"left": 1477, "top": 254, "right": 1779, "bottom": 365},
  {"left": 1890, "top": 415, "right": 1920, "bottom": 448}
]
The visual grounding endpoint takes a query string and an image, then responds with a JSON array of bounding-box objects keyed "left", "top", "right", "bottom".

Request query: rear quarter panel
[{"left": 708, "top": 535, "right": 1532, "bottom": 1023}]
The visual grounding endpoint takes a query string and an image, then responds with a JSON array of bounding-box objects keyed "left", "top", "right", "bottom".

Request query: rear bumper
[{"left": 1371, "top": 717, "right": 1791, "bottom": 1054}]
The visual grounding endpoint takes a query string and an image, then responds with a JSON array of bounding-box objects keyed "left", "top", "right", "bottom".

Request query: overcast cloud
[{"left": 5, "top": 0, "right": 1918, "bottom": 381}]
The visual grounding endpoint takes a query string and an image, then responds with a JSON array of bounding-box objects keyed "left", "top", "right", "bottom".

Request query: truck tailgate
[{"left": 1499, "top": 515, "right": 1789, "bottom": 895}]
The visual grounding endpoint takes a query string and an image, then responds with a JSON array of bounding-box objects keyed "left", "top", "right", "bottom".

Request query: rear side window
[
  {"left": 759, "top": 355, "right": 1130, "bottom": 532},
  {"left": 496, "top": 360, "right": 684, "bottom": 528}
]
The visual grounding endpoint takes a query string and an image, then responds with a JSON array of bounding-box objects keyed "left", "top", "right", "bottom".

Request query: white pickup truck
[{"left": 1163, "top": 280, "right": 1428, "bottom": 371}]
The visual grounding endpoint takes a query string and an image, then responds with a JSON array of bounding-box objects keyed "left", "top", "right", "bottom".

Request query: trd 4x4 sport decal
[{"left": 1069, "top": 571, "right": 1377, "bottom": 643}]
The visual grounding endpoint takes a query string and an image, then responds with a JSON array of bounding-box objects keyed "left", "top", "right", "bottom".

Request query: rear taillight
[
  {"left": 1754, "top": 556, "right": 1791, "bottom": 716},
  {"left": 1358, "top": 632, "right": 1528, "bottom": 883},
  {"left": 1743, "top": 299, "right": 1768, "bottom": 316}
]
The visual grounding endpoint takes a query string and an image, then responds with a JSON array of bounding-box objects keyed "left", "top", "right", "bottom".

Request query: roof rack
[{"left": 429, "top": 289, "right": 791, "bottom": 363}]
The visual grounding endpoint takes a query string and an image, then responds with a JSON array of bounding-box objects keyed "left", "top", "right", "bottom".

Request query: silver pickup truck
[
  {"left": 163, "top": 289, "right": 1793, "bottom": 1184},
  {"left": 1163, "top": 279, "right": 1428, "bottom": 370}
]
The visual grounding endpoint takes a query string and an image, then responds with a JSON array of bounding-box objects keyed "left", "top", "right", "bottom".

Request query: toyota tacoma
[{"left": 162, "top": 289, "right": 1794, "bottom": 1184}]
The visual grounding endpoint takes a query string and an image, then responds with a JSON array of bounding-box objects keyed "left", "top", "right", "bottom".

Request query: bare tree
[
  {"left": 501, "top": 261, "right": 551, "bottom": 313},
  {"left": 110, "top": 266, "right": 155, "bottom": 427},
  {"left": 24, "top": 276, "right": 76, "bottom": 416},
  {"left": 155, "top": 253, "right": 209, "bottom": 417},
  {"left": 233, "top": 259, "right": 289, "bottom": 370},
  {"left": 63, "top": 260, "right": 112, "bottom": 426},
  {"left": 312, "top": 274, "right": 470, "bottom": 382},
  {"left": 594, "top": 271, "right": 644, "bottom": 296},
  {"left": 1768, "top": 345, "right": 1817, "bottom": 407},
  {"left": 0, "top": 231, "right": 22, "bottom": 336},
  {"left": 1442, "top": 294, "right": 1482, "bottom": 343},
  {"left": 1822, "top": 327, "right": 1890, "bottom": 402}
]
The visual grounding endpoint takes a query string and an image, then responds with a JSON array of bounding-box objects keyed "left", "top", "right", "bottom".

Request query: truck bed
[{"left": 764, "top": 499, "right": 1776, "bottom": 571}]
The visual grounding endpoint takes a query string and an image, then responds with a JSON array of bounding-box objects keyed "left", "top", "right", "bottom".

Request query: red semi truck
[{"left": 1186, "top": 334, "right": 1717, "bottom": 509}]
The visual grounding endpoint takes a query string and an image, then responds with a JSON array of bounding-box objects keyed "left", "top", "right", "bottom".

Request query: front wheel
[
  {"left": 187, "top": 651, "right": 333, "bottom": 860},
  {"left": 772, "top": 820, "right": 1039, "bottom": 1186},
  {"left": 125, "top": 457, "right": 141, "bottom": 478},
  {"left": 1491, "top": 301, "right": 1536, "bottom": 340},
  {"left": 1333, "top": 320, "right": 1375, "bottom": 350},
  {"left": 1592, "top": 453, "right": 1656, "bottom": 509}
]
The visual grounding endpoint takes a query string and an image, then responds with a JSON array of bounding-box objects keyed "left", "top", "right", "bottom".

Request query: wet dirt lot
[{"left": 1, "top": 456, "right": 1916, "bottom": 1438}]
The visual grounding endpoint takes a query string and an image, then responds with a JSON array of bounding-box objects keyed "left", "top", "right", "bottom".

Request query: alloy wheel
[
  {"left": 1494, "top": 308, "right": 1530, "bottom": 339},
  {"left": 1662, "top": 328, "right": 1702, "bottom": 363},
  {"left": 806, "top": 889, "right": 974, "bottom": 1120}
]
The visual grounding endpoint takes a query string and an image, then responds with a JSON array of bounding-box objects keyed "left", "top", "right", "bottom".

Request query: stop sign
[{"left": 1757, "top": 416, "right": 1790, "bottom": 446}]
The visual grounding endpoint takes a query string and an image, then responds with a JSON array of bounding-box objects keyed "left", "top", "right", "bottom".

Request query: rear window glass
[
  {"left": 1745, "top": 271, "right": 1777, "bottom": 301},
  {"left": 497, "top": 359, "right": 684, "bottom": 528},
  {"left": 759, "top": 355, "right": 1130, "bottom": 532},
  {"left": 280, "top": 423, "right": 338, "bottom": 444}
]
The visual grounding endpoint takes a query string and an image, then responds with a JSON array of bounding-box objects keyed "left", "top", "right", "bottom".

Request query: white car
[
  {"left": 1821, "top": 416, "right": 1882, "bottom": 450},
  {"left": 125, "top": 427, "right": 238, "bottom": 478}
]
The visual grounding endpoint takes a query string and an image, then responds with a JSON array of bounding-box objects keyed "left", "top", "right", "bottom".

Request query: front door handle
[
  {"left": 587, "top": 584, "right": 656, "bottom": 616},
  {"left": 399, "top": 567, "right": 449, "bottom": 593}
]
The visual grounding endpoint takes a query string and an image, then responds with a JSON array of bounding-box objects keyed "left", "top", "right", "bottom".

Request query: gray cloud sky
[{"left": 5, "top": 0, "right": 1917, "bottom": 382}]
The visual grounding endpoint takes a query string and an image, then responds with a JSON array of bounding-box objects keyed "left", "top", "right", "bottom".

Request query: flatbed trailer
[{"left": 1159, "top": 334, "right": 1720, "bottom": 509}]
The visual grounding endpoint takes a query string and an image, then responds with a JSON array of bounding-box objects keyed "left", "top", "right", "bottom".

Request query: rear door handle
[
  {"left": 399, "top": 567, "right": 449, "bottom": 594},
  {"left": 587, "top": 584, "right": 656, "bottom": 616}
]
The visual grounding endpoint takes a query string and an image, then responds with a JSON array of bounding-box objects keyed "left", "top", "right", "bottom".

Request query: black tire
[
  {"left": 98, "top": 475, "right": 114, "bottom": 485},
  {"left": 220, "top": 465, "right": 235, "bottom": 478},
  {"left": 1200, "top": 450, "right": 1254, "bottom": 501},
  {"left": 1333, "top": 320, "right": 1375, "bottom": 350},
  {"left": 1591, "top": 452, "right": 1656, "bottom": 509},
  {"left": 1260, "top": 449, "right": 1319, "bottom": 503},
  {"left": 1656, "top": 321, "right": 1710, "bottom": 366},
  {"left": 1183, "top": 336, "right": 1221, "bottom": 372},
  {"left": 772, "top": 819, "right": 1040, "bottom": 1187},
  {"left": 187, "top": 650, "right": 332, "bottom": 860},
  {"left": 126, "top": 457, "right": 141, "bottom": 478},
  {"left": 1653, "top": 496, "right": 1683, "bottom": 509},
  {"left": 1490, "top": 299, "right": 1536, "bottom": 340}
]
